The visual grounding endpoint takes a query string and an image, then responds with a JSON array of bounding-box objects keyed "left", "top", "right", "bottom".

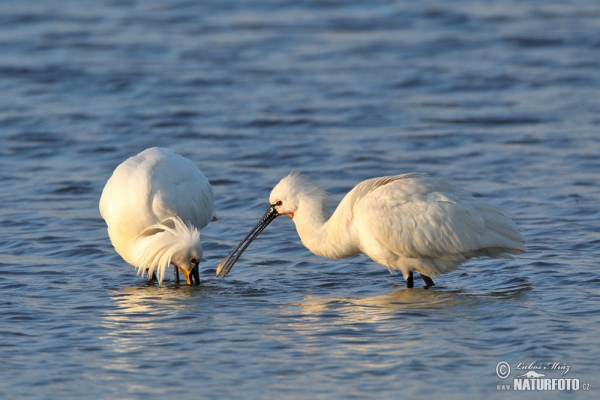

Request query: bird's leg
[
  {"left": 421, "top": 275, "right": 435, "bottom": 290},
  {"left": 406, "top": 272, "right": 414, "bottom": 288},
  {"left": 174, "top": 264, "right": 180, "bottom": 284}
]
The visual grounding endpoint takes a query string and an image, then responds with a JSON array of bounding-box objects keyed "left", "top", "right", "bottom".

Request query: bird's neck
[{"left": 292, "top": 197, "right": 359, "bottom": 259}]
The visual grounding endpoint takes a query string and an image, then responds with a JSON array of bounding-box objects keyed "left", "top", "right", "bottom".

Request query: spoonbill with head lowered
[
  {"left": 100, "top": 147, "right": 216, "bottom": 285},
  {"left": 216, "top": 173, "right": 524, "bottom": 288}
]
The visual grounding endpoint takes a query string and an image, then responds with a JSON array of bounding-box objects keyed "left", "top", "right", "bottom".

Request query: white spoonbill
[
  {"left": 100, "top": 147, "right": 216, "bottom": 285},
  {"left": 216, "top": 173, "right": 524, "bottom": 288}
]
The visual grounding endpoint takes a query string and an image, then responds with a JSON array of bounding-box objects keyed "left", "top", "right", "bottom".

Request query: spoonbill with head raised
[
  {"left": 100, "top": 147, "right": 216, "bottom": 285},
  {"left": 216, "top": 173, "right": 524, "bottom": 288}
]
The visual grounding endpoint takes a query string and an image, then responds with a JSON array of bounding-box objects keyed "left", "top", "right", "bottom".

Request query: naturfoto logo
[{"left": 495, "top": 361, "right": 590, "bottom": 392}]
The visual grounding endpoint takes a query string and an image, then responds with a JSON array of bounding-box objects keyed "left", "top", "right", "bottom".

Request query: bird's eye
[
  {"left": 191, "top": 258, "right": 198, "bottom": 264},
  {"left": 274, "top": 200, "right": 282, "bottom": 206}
]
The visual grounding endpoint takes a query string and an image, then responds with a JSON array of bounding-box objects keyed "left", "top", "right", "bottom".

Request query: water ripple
[{"left": 1, "top": 0, "right": 600, "bottom": 398}]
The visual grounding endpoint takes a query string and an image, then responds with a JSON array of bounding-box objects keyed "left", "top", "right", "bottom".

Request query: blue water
[{"left": 1, "top": 0, "right": 599, "bottom": 398}]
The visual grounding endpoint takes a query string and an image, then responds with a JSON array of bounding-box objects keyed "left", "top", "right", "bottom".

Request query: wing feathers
[{"left": 351, "top": 174, "right": 524, "bottom": 275}]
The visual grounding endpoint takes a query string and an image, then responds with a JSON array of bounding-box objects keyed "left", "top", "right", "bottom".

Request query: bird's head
[
  {"left": 216, "top": 173, "right": 327, "bottom": 279},
  {"left": 171, "top": 245, "right": 202, "bottom": 285},
  {"left": 268, "top": 175, "right": 300, "bottom": 218},
  {"left": 269, "top": 173, "right": 326, "bottom": 218},
  {"left": 132, "top": 217, "right": 203, "bottom": 285}
]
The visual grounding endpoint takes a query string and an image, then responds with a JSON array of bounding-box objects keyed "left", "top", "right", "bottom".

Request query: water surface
[{"left": 1, "top": 0, "right": 599, "bottom": 398}]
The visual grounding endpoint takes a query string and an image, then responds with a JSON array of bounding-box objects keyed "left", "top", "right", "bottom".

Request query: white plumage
[
  {"left": 100, "top": 147, "right": 216, "bottom": 285},
  {"left": 217, "top": 172, "right": 524, "bottom": 288}
]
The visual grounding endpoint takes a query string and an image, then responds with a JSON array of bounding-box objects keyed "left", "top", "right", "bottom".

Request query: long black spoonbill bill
[
  {"left": 100, "top": 147, "right": 216, "bottom": 285},
  {"left": 216, "top": 173, "right": 524, "bottom": 288}
]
